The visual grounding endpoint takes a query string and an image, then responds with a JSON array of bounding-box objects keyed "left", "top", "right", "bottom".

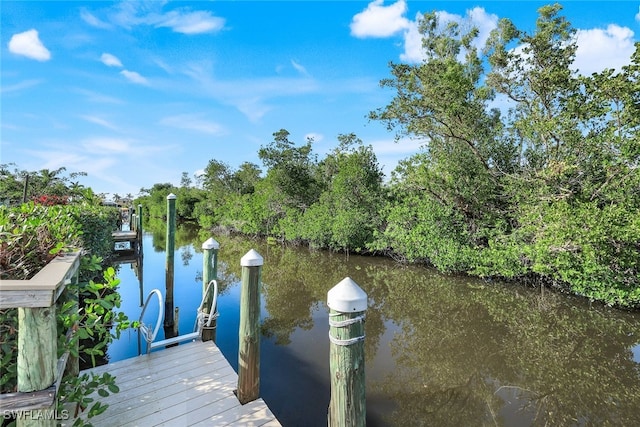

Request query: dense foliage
[
  {"left": 138, "top": 5, "right": 638, "bottom": 307},
  {"left": 0, "top": 164, "right": 102, "bottom": 206},
  {"left": 136, "top": 130, "right": 386, "bottom": 254},
  {"left": 0, "top": 182, "right": 128, "bottom": 424},
  {"left": 368, "top": 5, "right": 639, "bottom": 307}
]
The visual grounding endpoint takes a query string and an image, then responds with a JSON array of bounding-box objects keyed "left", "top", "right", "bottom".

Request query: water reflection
[
  {"left": 368, "top": 274, "right": 640, "bottom": 426},
  {"left": 109, "top": 226, "right": 640, "bottom": 426}
]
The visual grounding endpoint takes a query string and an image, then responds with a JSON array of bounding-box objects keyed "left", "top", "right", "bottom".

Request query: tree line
[
  {"left": 4, "top": 5, "right": 635, "bottom": 307},
  {"left": 139, "top": 6, "right": 639, "bottom": 307}
]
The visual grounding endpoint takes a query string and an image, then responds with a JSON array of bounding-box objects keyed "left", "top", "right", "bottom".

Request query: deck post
[
  {"left": 201, "top": 238, "right": 220, "bottom": 342},
  {"left": 237, "top": 249, "right": 263, "bottom": 404},
  {"left": 164, "top": 194, "right": 176, "bottom": 330},
  {"left": 17, "top": 306, "right": 57, "bottom": 427},
  {"left": 327, "top": 277, "right": 367, "bottom": 427}
]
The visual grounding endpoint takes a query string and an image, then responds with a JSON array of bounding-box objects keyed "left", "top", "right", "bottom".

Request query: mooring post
[
  {"left": 327, "top": 277, "right": 367, "bottom": 427},
  {"left": 17, "top": 306, "right": 57, "bottom": 427},
  {"left": 201, "top": 237, "right": 220, "bottom": 342},
  {"left": 237, "top": 249, "right": 263, "bottom": 404},
  {"left": 137, "top": 203, "right": 143, "bottom": 254},
  {"left": 164, "top": 193, "right": 176, "bottom": 330}
]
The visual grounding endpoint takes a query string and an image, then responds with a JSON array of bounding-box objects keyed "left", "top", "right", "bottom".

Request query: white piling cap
[
  {"left": 202, "top": 237, "right": 220, "bottom": 250},
  {"left": 327, "top": 277, "right": 367, "bottom": 313},
  {"left": 241, "top": 249, "right": 263, "bottom": 267},
  {"left": 167, "top": 193, "right": 177, "bottom": 200}
]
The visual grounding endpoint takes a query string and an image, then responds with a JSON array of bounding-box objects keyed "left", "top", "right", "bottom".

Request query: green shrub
[{"left": 0, "top": 202, "right": 130, "bottom": 426}]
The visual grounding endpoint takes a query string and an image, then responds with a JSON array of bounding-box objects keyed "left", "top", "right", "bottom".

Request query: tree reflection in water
[
  {"left": 367, "top": 270, "right": 640, "bottom": 426},
  {"left": 141, "top": 229, "right": 640, "bottom": 426}
]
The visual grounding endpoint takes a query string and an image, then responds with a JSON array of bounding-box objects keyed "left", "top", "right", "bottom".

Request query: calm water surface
[{"left": 107, "top": 227, "right": 640, "bottom": 426}]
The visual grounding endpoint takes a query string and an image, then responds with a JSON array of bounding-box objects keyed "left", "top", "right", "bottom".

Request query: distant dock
[
  {"left": 112, "top": 205, "right": 143, "bottom": 257},
  {"left": 112, "top": 230, "right": 139, "bottom": 244}
]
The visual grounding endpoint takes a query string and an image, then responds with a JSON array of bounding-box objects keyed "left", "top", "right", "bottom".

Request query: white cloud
[
  {"left": 8, "top": 29, "right": 51, "bottom": 61},
  {"left": 1, "top": 123, "right": 21, "bottom": 132},
  {"left": 352, "top": 4, "right": 498, "bottom": 63},
  {"left": 235, "top": 98, "right": 273, "bottom": 122},
  {"left": 80, "top": 115, "right": 119, "bottom": 130},
  {"left": 155, "top": 10, "right": 225, "bottom": 34},
  {"left": 120, "top": 70, "right": 149, "bottom": 85},
  {"left": 82, "top": 137, "right": 131, "bottom": 154},
  {"left": 73, "top": 88, "right": 124, "bottom": 104},
  {"left": 79, "top": 136, "right": 172, "bottom": 157},
  {"left": 636, "top": 6, "right": 640, "bottom": 23},
  {"left": 25, "top": 149, "right": 90, "bottom": 171},
  {"left": 93, "top": 2, "right": 225, "bottom": 35},
  {"left": 159, "top": 114, "right": 226, "bottom": 135},
  {"left": 351, "top": 0, "right": 410, "bottom": 38},
  {"left": 101, "top": 53, "right": 123, "bottom": 67},
  {"left": 574, "top": 24, "right": 636, "bottom": 75},
  {"left": 181, "top": 61, "right": 319, "bottom": 122},
  {"left": 291, "top": 60, "right": 310, "bottom": 77},
  {"left": 399, "top": 16, "right": 423, "bottom": 63},
  {"left": 466, "top": 7, "right": 500, "bottom": 51},
  {"left": 153, "top": 58, "right": 175, "bottom": 74},
  {"left": 80, "top": 9, "right": 112, "bottom": 29},
  {"left": 1, "top": 79, "right": 43, "bottom": 93},
  {"left": 401, "top": 8, "right": 499, "bottom": 63}
]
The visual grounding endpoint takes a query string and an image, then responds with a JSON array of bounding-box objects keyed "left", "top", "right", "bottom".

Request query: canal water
[{"left": 107, "top": 226, "right": 640, "bottom": 426}]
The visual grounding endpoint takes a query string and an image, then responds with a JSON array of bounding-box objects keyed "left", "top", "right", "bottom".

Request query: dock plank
[
  {"left": 70, "top": 340, "right": 280, "bottom": 427},
  {"left": 192, "top": 398, "right": 274, "bottom": 426}
]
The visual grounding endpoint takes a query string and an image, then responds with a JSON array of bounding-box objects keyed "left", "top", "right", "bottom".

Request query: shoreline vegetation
[
  {"left": 2, "top": 5, "right": 638, "bottom": 310},
  {"left": 136, "top": 6, "right": 639, "bottom": 309}
]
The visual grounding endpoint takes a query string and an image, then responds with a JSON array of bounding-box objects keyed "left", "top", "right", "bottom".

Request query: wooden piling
[
  {"left": 136, "top": 204, "right": 143, "bottom": 254},
  {"left": 237, "top": 249, "right": 263, "bottom": 404},
  {"left": 201, "top": 238, "right": 220, "bottom": 342},
  {"left": 327, "top": 277, "right": 367, "bottom": 427},
  {"left": 164, "top": 194, "right": 176, "bottom": 330},
  {"left": 17, "top": 307, "right": 57, "bottom": 427},
  {"left": 0, "top": 252, "right": 80, "bottom": 426}
]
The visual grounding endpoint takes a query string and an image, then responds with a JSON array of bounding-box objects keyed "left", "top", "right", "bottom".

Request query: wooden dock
[
  {"left": 113, "top": 208, "right": 143, "bottom": 256},
  {"left": 112, "top": 230, "right": 139, "bottom": 243},
  {"left": 72, "top": 340, "right": 280, "bottom": 426},
  {"left": 112, "top": 229, "right": 142, "bottom": 257}
]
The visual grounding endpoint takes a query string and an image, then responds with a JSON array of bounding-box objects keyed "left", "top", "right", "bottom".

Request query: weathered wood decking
[{"left": 73, "top": 340, "right": 280, "bottom": 426}]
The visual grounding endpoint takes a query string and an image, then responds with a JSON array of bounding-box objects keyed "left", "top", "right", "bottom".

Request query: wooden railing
[{"left": 0, "top": 252, "right": 81, "bottom": 425}]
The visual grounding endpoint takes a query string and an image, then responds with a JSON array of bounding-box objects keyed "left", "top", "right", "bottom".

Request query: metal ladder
[{"left": 138, "top": 279, "right": 219, "bottom": 354}]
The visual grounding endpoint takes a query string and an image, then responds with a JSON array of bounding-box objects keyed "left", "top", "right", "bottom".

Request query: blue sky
[{"left": 2, "top": 1, "right": 639, "bottom": 199}]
